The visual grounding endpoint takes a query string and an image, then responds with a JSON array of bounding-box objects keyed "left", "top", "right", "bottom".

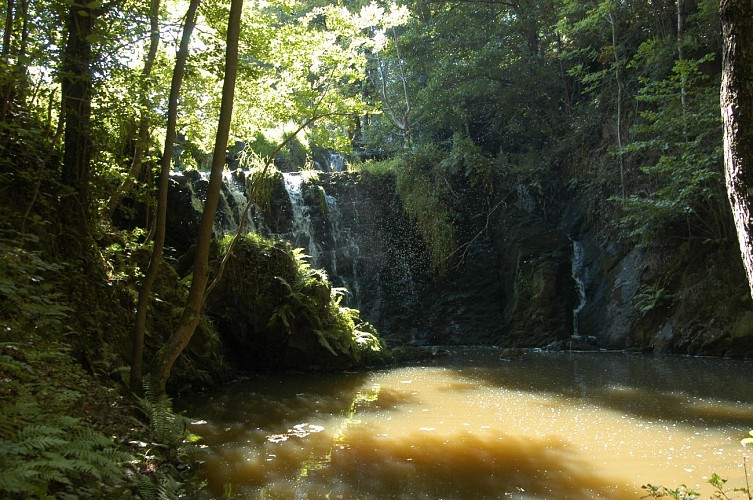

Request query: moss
[{"left": 207, "top": 233, "right": 387, "bottom": 371}]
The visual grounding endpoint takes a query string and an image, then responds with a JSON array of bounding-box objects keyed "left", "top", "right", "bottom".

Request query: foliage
[
  {"left": 245, "top": 131, "right": 279, "bottom": 160},
  {"left": 377, "top": 134, "right": 497, "bottom": 271},
  {"left": 440, "top": 133, "right": 496, "bottom": 193},
  {"left": 643, "top": 429, "right": 753, "bottom": 499},
  {"left": 131, "top": 378, "right": 203, "bottom": 499},
  {"left": 0, "top": 234, "right": 72, "bottom": 338},
  {"left": 618, "top": 55, "right": 726, "bottom": 245},
  {"left": 357, "top": 156, "right": 400, "bottom": 177},
  {"left": 135, "top": 379, "right": 196, "bottom": 460},
  {"left": 634, "top": 283, "right": 672, "bottom": 314},
  {"left": 237, "top": 154, "right": 284, "bottom": 212},
  {"left": 642, "top": 483, "right": 700, "bottom": 499},
  {"left": 642, "top": 473, "right": 751, "bottom": 499},
  {"left": 212, "top": 233, "right": 385, "bottom": 369},
  {"left": 394, "top": 143, "right": 456, "bottom": 271},
  {"left": 0, "top": 344, "right": 132, "bottom": 498}
]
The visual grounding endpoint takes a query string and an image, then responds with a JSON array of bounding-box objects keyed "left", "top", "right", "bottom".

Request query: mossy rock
[{"left": 207, "top": 234, "right": 386, "bottom": 371}]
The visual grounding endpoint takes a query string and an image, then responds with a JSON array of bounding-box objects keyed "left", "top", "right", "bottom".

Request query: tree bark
[
  {"left": 1, "top": 0, "right": 12, "bottom": 59},
  {"left": 721, "top": 0, "right": 753, "bottom": 299},
  {"left": 607, "top": 10, "right": 626, "bottom": 198},
  {"left": 60, "top": 4, "right": 96, "bottom": 230},
  {"left": 150, "top": 0, "right": 243, "bottom": 392},
  {"left": 676, "top": 0, "right": 687, "bottom": 115},
  {"left": 0, "top": 0, "right": 14, "bottom": 122},
  {"left": 129, "top": 0, "right": 199, "bottom": 392}
]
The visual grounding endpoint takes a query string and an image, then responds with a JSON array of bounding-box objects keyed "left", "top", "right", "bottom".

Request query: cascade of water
[
  {"left": 176, "top": 169, "right": 266, "bottom": 240},
  {"left": 324, "top": 193, "right": 362, "bottom": 305},
  {"left": 222, "top": 170, "right": 266, "bottom": 235},
  {"left": 328, "top": 153, "right": 345, "bottom": 172},
  {"left": 571, "top": 239, "right": 587, "bottom": 338},
  {"left": 216, "top": 175, "right": 242, "bottom": 236},
  {"left": 183, "top": 174, "right": 206, "bottom": 215},
  {"left": 177, "top": 169, "right": 365, "bottom": 307},
  {"left": 282, "top": 172, "right": 321, "bottom": 264}
]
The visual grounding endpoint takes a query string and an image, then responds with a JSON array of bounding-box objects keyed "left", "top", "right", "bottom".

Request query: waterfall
[
  {"left": 571, "top": 239, "right": 587, "bottom": 338},
  {"left": 313, "top": 150, "right": 346, "bottom": 172},
  {"left": 328, "top": 152, "right": 345, "bottom": 172},
  {"left": 324, "top": 192, "right": 362, "bottom": 305},
  {"left": 282, "top": 172, "right": 321, "bottom": 265},
  {"left": 174, "top": 168, "right": 365, "bottom": 307},
  {"left": 216, "top": 171, "right": 247, "bottom": 236},
  {"left": 280, "top": 172, "right": 364, "bottom": 306}
]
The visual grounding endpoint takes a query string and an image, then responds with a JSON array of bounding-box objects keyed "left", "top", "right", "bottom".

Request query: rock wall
[
  {"left": 164, "top": 164, "right": 753, "bottom": 356},
  {"left": 279, "top": 172, "right": 576, "bottom": 347},
  {"left": 566, "top": 202, "right": 753, "bottom": 357},
  {"left": 166, "top": 169, "right": 576, "bottom": 348}
]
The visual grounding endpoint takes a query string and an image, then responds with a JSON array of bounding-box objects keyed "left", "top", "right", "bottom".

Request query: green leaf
[{"left": 314, "top": 329, "right": 338, "bottom": 356}]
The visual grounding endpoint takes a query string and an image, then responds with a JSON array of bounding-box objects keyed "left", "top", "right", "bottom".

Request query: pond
[{"left": 177, "top": 348, "right": 753, "bottom": 499}]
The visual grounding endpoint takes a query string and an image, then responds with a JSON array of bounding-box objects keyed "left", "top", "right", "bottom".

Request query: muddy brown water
[{"left": 177, "top": 348, "right": 753, "bottom": 499}]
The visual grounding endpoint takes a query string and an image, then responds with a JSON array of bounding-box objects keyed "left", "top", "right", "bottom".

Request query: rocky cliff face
[
  {"left": 565, "top": 201, "right": 753, "bottom": 357},
  {"left": 165, "top": 165, "right": 753, "bottom": 356},
  {"left": 166, "top": 169, "right": 576, "bottom": 348}
]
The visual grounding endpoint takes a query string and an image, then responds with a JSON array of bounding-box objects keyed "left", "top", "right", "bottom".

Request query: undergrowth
[
  {"left": 130, "top": 379, "right": 204, "bottom": 499},
  {"left": 212, "top": 233, "right": 386, "bottom": 369},
  {"left": 0, "top": 227, "right": 205, "bottom": 498},
  {"left": 642, "top": 472, "right": 751, "bottom": 499},
  {"left": 0, "top": 345, "right": 132, "bottom": 498}
]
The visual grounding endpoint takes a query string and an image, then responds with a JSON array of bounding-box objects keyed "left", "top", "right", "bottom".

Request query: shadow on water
[
  {"left": 188, "top": 413, "right": 632, "bottom": 499},
  {"left": 278, "top": 431, "right": 631, "bottom": 499},
  {"left": 177, "top": 349, "right": 753, "bottom": 498},
  {"left": 447, "top": 349, "right": 753, "bottom": 428}
]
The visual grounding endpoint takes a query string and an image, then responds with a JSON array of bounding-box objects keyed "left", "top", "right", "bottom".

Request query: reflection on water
[{"left": 177, "top": 349, "right": 753, "bottom": 499}]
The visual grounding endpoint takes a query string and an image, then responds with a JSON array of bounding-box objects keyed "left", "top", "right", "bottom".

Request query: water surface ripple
[{"left": 177, "top": 349, "right": 753, "bottom": 499}]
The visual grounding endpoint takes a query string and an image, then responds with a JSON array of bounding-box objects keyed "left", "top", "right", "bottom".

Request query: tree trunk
[
  {"left": 721, "top": 0, "right": 753, "bottom": 298},
  {"left": 676, "top": 0, "right": 687, "bottom": 115},
  {"left": 1, "top": 0, "right": 12, "bottom": 58},
  {"left": 60, "top": 4, "right": 96, "bottom": 231},
  {"left": 106, "top": 0, "right": 161, "bottom": 219},
  {"left": 129, "top": 0, "right": 199, "bottom": 392},
  {"left": 150, "top": 0, "right": 243, "bottom": 392},
  {"left": 607, "top": 10, "right": 626, "bottom": 199},
  {"left": 0, "top": 0, "right": 14, "bottom": 122}
]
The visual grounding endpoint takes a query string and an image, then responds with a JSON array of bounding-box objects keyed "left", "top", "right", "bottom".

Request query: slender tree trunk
[
  {"left": 106, "top": 0, "right": 161, "bottom": 219},
  {"left": 607, "top": 11, "right": 625, "bottom": 198},
  {"left": 676, "top": 0, "right": 687, "bottom": 115},
  {"left": 374, "top": 29, "right": 411, "bottom": 147},
  {"left": 129, "top": 0, "right": 199, "bottom": 392},
  {"left": 2, "top": 0, "right": 12, "bottom": 58},
  {"left": 392, "top": 28, "right": 411, "bottom": 146},
  {"left": 60, "top": 4, "right": 96, "bottom": 231},
  {"left": 150, "top": 0, "right": 243, "bottom": 392},
  {"left": 0, "top": 0, "right": 14, "bottom": 122},
  {"left": 721, "top": 0, "right": 753, "bottom": 299}
]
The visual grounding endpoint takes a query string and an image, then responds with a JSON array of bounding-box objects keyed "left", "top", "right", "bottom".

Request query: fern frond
[
  {"left": 135, "top": 475, "right": 159, "bottom": 500},
  {"left": 156, "top": 475, "right": 182, "bottom": 500},
  {"left": 17, "top": 434, "right": 67, "bottom": 453},
  {"left": 314, "top": 330, "right": 339, "bottom": 356}
]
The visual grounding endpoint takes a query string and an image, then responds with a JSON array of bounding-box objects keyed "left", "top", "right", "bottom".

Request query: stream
[{"left": 177, "top": 348, "right": 753, "bottom": 499}]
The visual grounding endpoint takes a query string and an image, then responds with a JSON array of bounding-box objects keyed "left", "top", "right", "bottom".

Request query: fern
[
  {"left": 136, "top": 378, "right": 198, "bottom": 459},
  {"left": 131, "top": 379, "right": 204, "bottom": 499},
  {"left": 313, "top": 329, "right": 339, "bottom": 356},
  {"left": 634, "top": 283, "right": 672, "bottom": 313},
  {"left": 0, "top": 347, "right": 132, "bottom": 498},
  {"left": 136, "top": 473, "right": 183, "bottom": 500}
]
